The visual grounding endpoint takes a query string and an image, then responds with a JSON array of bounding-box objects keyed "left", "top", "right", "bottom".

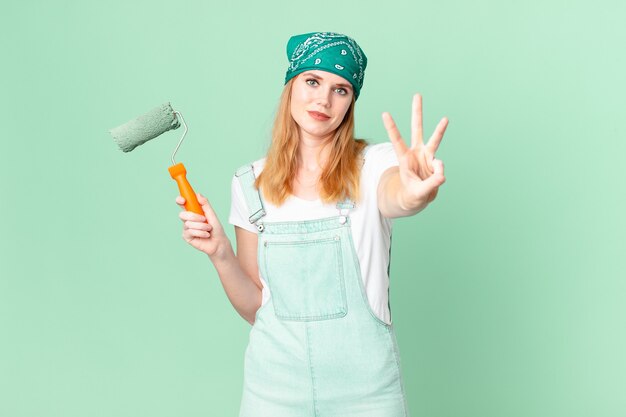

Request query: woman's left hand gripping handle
[{"left": 176, "top": 193, "right": 229, "bottom": 259}]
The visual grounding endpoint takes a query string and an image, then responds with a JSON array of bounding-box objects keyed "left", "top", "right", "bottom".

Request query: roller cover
[{"left": 109, "top": 102, "right": 180, "bottom": 152}]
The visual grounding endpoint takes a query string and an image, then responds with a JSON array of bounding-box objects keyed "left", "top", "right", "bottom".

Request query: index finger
[
  {"left": 382, "top": 112, "right": 409, "bottom": 157},
  {"left": 197, "top": 193, "right": 219, "bottom": 225}
]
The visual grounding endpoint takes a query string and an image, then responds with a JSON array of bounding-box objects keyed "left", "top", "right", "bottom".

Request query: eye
[
  {"left": 334, "top": 87, "right": 348, "bottom": 95},
  {"left": 306, "top": 79, "right": 319, "bottom": 86}
]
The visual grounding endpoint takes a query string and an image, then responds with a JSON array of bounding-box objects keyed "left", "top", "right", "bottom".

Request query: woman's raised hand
[
  {"left": 382, "top": 93, "right": 448, "bottom": 205},
  {"left": 176, "top": 193, "right": 228, "bottom": 258}
]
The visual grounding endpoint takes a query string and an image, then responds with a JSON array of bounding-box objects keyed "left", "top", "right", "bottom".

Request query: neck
[{"left": 297, "top": 131, "right": 333, "bottom": 172}]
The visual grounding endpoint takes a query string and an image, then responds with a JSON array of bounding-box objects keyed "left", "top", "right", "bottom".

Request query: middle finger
[
  {"left": 411, "top": 93, "right": 424, "bottom": 148},
  {"left": 184, "top": 220, "right": 212, "bottom": 232}
]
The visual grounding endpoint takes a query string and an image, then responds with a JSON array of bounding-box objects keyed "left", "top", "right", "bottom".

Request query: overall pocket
[{"left": 263, "top": 236, "right": 347, "bottom": 321}]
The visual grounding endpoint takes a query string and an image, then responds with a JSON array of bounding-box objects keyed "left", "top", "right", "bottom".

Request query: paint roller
[{"left": 108, "top": 102, "right": 205, "bottom": 218}]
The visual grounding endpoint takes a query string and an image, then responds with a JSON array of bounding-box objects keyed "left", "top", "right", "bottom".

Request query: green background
[{"left": 1, "top": 0, "right": 624, "bottom": 416}]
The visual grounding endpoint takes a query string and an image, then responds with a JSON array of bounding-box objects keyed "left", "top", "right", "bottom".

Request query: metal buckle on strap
[
  {"left": 337, "top": 201, "right": 353, "bottom": 224},
  {"left": 336, "top": 200, "right": 355, "bottom": 210},
  {"left": 249, "top": 208, "right": 266, "bottom": 224}
]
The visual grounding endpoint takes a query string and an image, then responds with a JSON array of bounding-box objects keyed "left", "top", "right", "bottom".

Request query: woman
[{"left": 176, "top": 31, "right": 448, "bottom": 417}]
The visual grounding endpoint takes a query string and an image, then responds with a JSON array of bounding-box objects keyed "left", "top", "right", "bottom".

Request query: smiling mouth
[{"left": 308, "top": 111, "right": 330, "bottom": 121}]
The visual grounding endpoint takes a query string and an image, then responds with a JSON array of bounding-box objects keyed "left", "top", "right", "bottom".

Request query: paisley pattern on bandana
[{"left": 284, "top": 32, "right": 368, "bottom": 99}]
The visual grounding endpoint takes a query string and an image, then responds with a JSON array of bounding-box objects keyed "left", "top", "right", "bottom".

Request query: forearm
[{"left": 208, "top": 244, "right": 262, "bottom": 325}]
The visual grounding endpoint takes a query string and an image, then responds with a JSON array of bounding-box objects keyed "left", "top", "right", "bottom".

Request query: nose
[{"left": 315, "top": 87, "right": 332, "bottom": 108}]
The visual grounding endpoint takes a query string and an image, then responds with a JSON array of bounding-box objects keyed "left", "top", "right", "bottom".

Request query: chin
[
  {"left": 293, "top": 113, "right": 337, "bottom": 139},
  {"left": 303, "top": 127, "right": 334, "bottom": 139}
]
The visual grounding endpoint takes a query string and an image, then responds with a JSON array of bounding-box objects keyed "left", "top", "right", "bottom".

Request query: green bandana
[{"left": 284, "top": 32, "right": 368, "bottom": 99}]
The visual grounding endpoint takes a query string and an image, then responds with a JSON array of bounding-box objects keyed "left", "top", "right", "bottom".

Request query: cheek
[
  {"left": 289, "top": 94, "right": 300, "bottom": 119},
  {"left": 291, "top": 81, "right": 308, "bottom": 100},
  {"left": 335, "top": 101, "right": 351, "bottom": 122},
  {"left": 290, "top": 87, "right": 307, "bottom": 112}
]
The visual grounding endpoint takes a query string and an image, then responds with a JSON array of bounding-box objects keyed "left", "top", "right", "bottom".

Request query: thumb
[
  {"left": 197, "top": 193, "right": 221, "bottom": 226},
  {"left": 423, "top": 159, "right": 446, "bottom": 190}
]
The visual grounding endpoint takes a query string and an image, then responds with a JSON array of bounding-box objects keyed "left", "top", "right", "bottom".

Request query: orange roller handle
[{"left": 168, "top": 162, "right": 205, "bottom": 219}]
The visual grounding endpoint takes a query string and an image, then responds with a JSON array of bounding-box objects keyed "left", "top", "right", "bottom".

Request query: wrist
[
  {"left": 398, "top": 188, "right": 426, "bottom": 212},
  {"left": 208, "top": 238, "right": 235, "bottom": 266}
]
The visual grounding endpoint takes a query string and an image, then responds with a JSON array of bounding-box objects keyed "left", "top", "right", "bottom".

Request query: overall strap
[
  {"left": 336, "top": 199, "right": 355, "bottom": 211},
  {"left": 234, "top": 164, "right": 266, "bottom": 228},
  {"left": 336, "top": 198, "right": 355, "bottom": 224}
]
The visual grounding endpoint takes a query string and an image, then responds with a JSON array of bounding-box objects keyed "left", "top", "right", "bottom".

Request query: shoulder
[
  {"left": 362, "top": 142, "right": 398, "bottom": 172},
  {"left": 359, "top": 142, "right": 398, "bottom": 187},
  {"left": 363, "top": 142, "right": 395, "bottom": 161}
]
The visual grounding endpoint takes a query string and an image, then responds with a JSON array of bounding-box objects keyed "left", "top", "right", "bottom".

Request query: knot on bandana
[{"left": 284, "top": 32, "right": 368, "bottom": 100}]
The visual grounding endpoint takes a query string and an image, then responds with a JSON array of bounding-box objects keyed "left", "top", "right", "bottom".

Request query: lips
[{"left": 308, "top": 111, "right": 330, "bottom": 121}]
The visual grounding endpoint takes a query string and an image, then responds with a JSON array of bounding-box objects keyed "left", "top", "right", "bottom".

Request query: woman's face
[{"left": 290, "top": 70, "right": 354, "bottom": 142}]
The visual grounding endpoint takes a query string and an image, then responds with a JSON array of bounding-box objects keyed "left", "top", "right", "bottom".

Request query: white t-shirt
[{"left": 228, "top": 142, "right": 400, "bottom": 325}]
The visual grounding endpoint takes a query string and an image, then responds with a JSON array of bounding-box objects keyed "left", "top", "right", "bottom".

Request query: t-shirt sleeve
[
  {"left": 228, "top": 174, "right": 258, "bottom": 234},
  {"left": 364, "top": 142, "right": 400, "bottom": 188}
]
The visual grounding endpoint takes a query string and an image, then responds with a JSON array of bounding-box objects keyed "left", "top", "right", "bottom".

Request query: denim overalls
[{"left": 235, "top": 164, "right": 410, "bottom": 417}]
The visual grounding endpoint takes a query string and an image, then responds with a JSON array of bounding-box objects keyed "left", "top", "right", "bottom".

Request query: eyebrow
[{"left": 304, "top": 72, "right": 353, "bottom": 90}]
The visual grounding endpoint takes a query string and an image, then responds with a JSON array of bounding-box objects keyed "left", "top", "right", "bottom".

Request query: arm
[
  {"left": 209, "top": 236, "right": 262, "bottom": 326},
  {"left": 235, "top": 226, "right": 263, "bottom": 291},
  {"left": 177, "top": 194, "right": 262, "bottom": 325}
]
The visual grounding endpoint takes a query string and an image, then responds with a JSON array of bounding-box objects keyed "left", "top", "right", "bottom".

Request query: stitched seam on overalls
[
  {"left": 260, "top": 220, "right": 347, "bottom": 234},
  {"left": 390, "top": 328, "right": 410, "bottom": 417},
  {"left": 265, "top": 237, "right": 340, "bottom": 246},
  {"left": 266, "top": 311, "right": 347, "bottom": 321},
  {"left": 305, "top": 323, "right": 319, "bottom": 417},
  {"left": 336, "top": 234, "right": 349, "bottom": 323},
  {"left": 271, "top": 312, "right": 346, "bottom": 321}
]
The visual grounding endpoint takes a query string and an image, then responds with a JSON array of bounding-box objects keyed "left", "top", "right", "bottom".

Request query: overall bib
[{"left": 235, "top": 165, "right": 409, "bottom": 417}]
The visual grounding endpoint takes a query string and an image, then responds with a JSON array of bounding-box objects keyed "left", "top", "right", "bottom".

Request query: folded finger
[
  {"left": 433, "top": 158, "right": 445, "bottom": 176},
  {"left": 185, "top": 229, "right": 211, "bottom": 239},
  {"left": 179, "top": 211, "right": 207, "bottom": 223},
  {"left": 184, "top": 220, "right": 212, "bottom": 231},
  {"left": 424, "top": 148, "right": 434, "bottom": 172}
]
